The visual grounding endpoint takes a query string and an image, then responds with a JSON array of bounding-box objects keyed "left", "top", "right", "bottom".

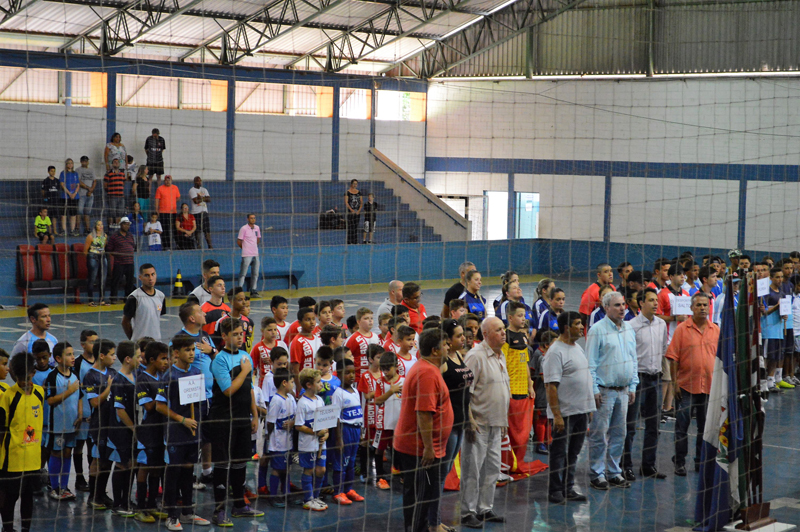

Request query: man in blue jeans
[
  {"left": 624, "top": 288, "right": 669, "bottom": 481},
  {"left": 585, "top": 291, "right": 638, "bottom": 490}
]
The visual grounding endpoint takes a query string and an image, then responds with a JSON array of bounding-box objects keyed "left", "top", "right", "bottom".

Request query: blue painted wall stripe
[
  {"left": 106, "top": 72, "right": 116, "bottom": 143},
  {"left": 331, "top": 85, "right": 340, "bottom": 183},
  {"left": 226, "top": 79, "right": 236, "bottom": 182}
]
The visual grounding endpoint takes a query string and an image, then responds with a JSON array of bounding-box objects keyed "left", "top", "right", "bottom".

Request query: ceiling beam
[{"left": 0, "top": 0, "right": 46, "bottom": 27}]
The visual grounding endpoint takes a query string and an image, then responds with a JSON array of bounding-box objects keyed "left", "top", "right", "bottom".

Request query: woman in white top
[{"left": 104, "top": 132, "right": 127, "bottom": 173}]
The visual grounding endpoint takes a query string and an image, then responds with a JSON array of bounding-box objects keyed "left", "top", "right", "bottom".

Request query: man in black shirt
[
  {"left": 144, "top": 128, "right": 166, "bottom": 185},
  {"left": 442, "top": 261, "right": 476, "bottom": 318}
]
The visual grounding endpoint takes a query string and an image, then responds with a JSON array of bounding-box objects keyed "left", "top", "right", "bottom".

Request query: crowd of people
[
  {"left": 0, "top": 249, "right": 796, "bottom": 532},
  {"left": 35, "top": 129, "right": 214, "bottom": 252}
]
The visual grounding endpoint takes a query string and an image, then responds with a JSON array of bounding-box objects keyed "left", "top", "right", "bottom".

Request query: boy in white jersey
[
  {"left": 257, "top": 347, "right": 289, "bottom": 496},
  {"left": 266, "top": 369, "right": 295, "bottom": 507},
  {"left": 295, "top": 368, "right": 329, "bottom": 511},
  {"left": 331, "top": 359, "right": 364, "bottom": 505},
  {"left": 394, "top": 325, "right": 417, "bottom": 378}
]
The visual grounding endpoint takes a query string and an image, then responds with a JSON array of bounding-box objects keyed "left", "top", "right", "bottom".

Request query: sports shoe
[
  {"left": 769, "top": 383, "right": 780, "bottom": 393},
  {"left": 250, "top": 291, "right": 261, "bottom": 299},
  {"left": 333, "top": 493, "right": 352, "bottom": 505},
  {"left": 258, "top": 486, "right": 268, "bottom": 497},
  {"left": 193, "top": 480, "right": 206, "bottom": 490},
  {"left": 180, "top": 514, "right": 211, "bottom": 526},
  {"left": 167, "top": 518, "right": 183, "bottom": 531},
  {"left": 271, "top": 498, "right": 286, "bottom": 508},
  {"left": 777, "top": 380, "right": 795, "bottom": 389},
  {"left": 607, "top": 476, "right": 630, "bottom": 489},
  {"left": 150, "top": 509, "right": 170, "bottom": 520},
  {"left": 376, "top": 478, "right": 390, "bottom": 490},
  {"left": 360, "top": 475, "right": 368, "bottom": 484},
  {"left": 200, "top": 472, "right": 214, "bottom": 485},
  {"left": 303, "top": 498, "right": 328, "bottom": 511},
  {"left": 60, "top": 488, "right": 76, "bottom": 500},
  {"left": 75, "top": 476, "right": 89, "bottom": 492},
  {"left": 135, "top": 512, "right": 156, "bottom": 523},
  {"left": 391, "top": 466, "right": 401, "bottom": 475},
  {"left": 212, "top": 510, "right": 233, "bottom": 527},
  {"left": 320, "top": 485, "right": 335, "bottom": 496},
  {"left": 112, "top": 506, "right": 136, "bottom": 517},
  {"left": 49, "top": 488, "right": 65, "bottom": 500},
  {"left": 244, "top": 487, "right": 257, "bottom": 501},
  {"left": 231, "top": 505, "right": 264, "bottom": 518},
  {"left": 345, "top": 489, "right": 364, "bottom": 502},
  {"left": 788, "top": 376, "right": 800, "bottom": 386},
  {"left": 88, "top": 499, "right": 107, "bottom": 510},
  {"left": 252, "top": 453, "right": 260, "bottom": 460}
]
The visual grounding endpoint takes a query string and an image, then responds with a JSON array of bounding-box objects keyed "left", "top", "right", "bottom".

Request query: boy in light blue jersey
[
  {"left": 73, "top": 329, "right": 98, "bottom": 492},
  {"left": 31, "top": 339, "right": 54, "bottom": 492},
  {"left": 44, "top": 342, "right": 81, "bottom": 499}
]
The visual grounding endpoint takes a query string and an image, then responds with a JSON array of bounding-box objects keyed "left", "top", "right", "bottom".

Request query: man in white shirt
[
  {"left": 189, "top": 259, "right": 220, "bottom": 307},
  {"left": 189, "top": 176, "right": 213, "bottom": 249},
  {"left": 623, "top": 288, "right": 669, "bottom": 481}
]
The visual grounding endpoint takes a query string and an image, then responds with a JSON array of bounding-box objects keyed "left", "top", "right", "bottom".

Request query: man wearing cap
[
  {"left": 76, "top": 155, "right": 96, "bottom": 234},
  {"left": 154, "top": 175, "right": 180, "bottom": 250},
  {"left": 105, "top": 216, "right": 137, "bottom": 303},
  {"left": 728, "top": 249, "right": 742, "bottom": 274},
  {"left": 103, "top": 156, "right": 126, "bottom": 228}
]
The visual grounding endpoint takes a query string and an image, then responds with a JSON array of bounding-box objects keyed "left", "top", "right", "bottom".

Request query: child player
[
  {"left": 44, "top": 342, "right": 81, "bottom": 500},
  {"left": 31, "top": 339, "right": 53, "bottom": 493},
  {"left": 530, "top": 331, "right": 558, "bottom": 455},
  {"left": 0, "top": 349, "right": 9, "bottom": 393},
  {"left": 73, "top": 329, "right": 97, "bottom": 492},
  {"left": 374, "top": 351, "right": 403, "bottom": 489},
  {"left": 219, "top": 287, "right": 254, "bottom": 355},
  {"left": 83, "top": 339, "right": 117, "bottom": 510},
  {"left": 331, "top": 299, "right": 348, "bottom": 337},
  {"left": 284, "top": 297, "right": 317, "bottom": 346},
  {"left": 209, "top": 317, "right": 262, "bottom": 526},
  {"left": 394, "top": 325, "right": 417, "bottom": 378},
  {"left": 331, "top": 358, "right": 364, "bottom": 505},
  {"left": 270, "top": 296, "right": 291, "bottom": 343},
  {"left": 251, "top": 317, "right": 288, "bottom": 388},
  {"left": 201, "top": 276, "right": 230, "bottom": 341},
  {"left": 108, "top": 341, "right": 140, "bottom": 517},
  {"left": 265, "top": 368, "right": 295, "bottom": 507},
  {"left": 0, "top": 353, "right": 45, "bottom": 532},
  {"left": 357, "top": 344, "right": 385, "bottom": 484},
  {"left": 295, "top": 368, "right": 329, "bottom": 511},
  {"left": 503, "top": 301, "right": 536, "bottom": 468},
  {"left": 377, "top": 313, "right": 391, "bottom": 344},
  {"left": 136, "top": 342, "right": 170, "bottom": 521},
  {"left": 257, "top": 347, "right": 290, "bottom": 496},
  {"left": 316, "top": 346, "right": 340, "bottom": 495},
  {"left": 290, "top": 307, "right": 321, "bottom": 390},
  {"left": 156, "top": 336, "right": 211, "bottom": 530},
  {"left": 345, "top": 308, "right": 379, "bottom": 381}
]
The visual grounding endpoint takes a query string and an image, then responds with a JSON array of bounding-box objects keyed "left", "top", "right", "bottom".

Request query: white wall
[
  {"left": 374, "top": 121, "right": 426, "bottom": 180},
  {"left": 745, "top": 181, "right": 800, "bottom": 252}
]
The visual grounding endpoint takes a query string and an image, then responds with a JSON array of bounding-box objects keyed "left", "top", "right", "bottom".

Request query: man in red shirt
[
  {"left": 401, "top": 282, "right": 426, "bottom": 334},
  {"left": 579, "top": 264, "right": 616, "bottom": 323},
  {"left": 154, "top": 174, "right": 180, "bottom": 249},
  {"left": 665, "top": 292, "right": 719, "bottom": 476},
  {"left": 393, "top": 328, "right": 453, "bottom": 532}
]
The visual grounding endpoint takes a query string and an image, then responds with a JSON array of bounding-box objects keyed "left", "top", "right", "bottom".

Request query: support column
[
  {"left": 331, "top": 84, "right": 340, "bottom": 182},
  {"left": 64, "top": 71, "right": 72, "bottom": 107},
  {"left": 603, "top": 173, "right": 612, "bottom": 242},
  {"left": 737, "top": 170, "right": 747, "bottom": 249},
  {"left": 369, "top": 84, "right": 376, "bottom": 149},
  {"left": 507, "top": 172, "right": 516, "bottom": 239},
  {"left": 226, "top": 78, "right": 236, "bottom": 182},
  {"left": 106, "top": 72, "right": 116, "bottom": 141}
]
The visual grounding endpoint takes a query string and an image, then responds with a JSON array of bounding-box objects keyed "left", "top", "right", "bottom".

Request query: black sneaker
[
  {"left": 461, "top": 513, "right": 483, "bottom": 529},
  {"left": 566, "top": 489, "right": 587, "bottom": 502},
  {"left": 249, "top": 290, "right": 261, "bottom": 299},
  {"left": 75, "top": 476, "right": 90, "bottom": 492},
  {"left": 548, "top": 492, "right": 565, "bottom": 504},
  {"left": 674, "top": 465, "right": 687, "bottom": 477},
  {"left": 607, "top": 476, "right": 630, "bottom": 488},
  {"left": 623, "top": 468, "right": 635, "bottom": 482},
  {"left": 590, "top": 478, "right": 609, "bottom": 490},
  {"left": 200, "top": 472, "right": 213, "bottom": 485}
]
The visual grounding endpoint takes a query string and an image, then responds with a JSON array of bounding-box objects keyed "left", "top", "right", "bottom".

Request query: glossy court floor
[{"left": 2, "top": 277, "right": 800, "bottom": 532}]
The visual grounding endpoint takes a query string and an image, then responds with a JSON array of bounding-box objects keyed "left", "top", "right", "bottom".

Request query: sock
[
  {"left": 375, "top": 450, "right": 386, "bottom": 479},
  {"left": 179, "top": 468, "right": 194, "bottom": 516},
  {"left": 358, "top": 447, "right": 367, "bottom": 478},
  {"left": 88, "top": 475, "right": 96, "bottom": 501},
  {"left": 301, "top": 474, "right": 313, "bottom": 502},
  {"left": 60, "top": 457, "right": 72, "bottom": 489},
  {"left": 344, "top": 467, "right": 354, "bottom": 493},
  {"left": 213, "top": 467, "right": 228, "bottom": 509},
  {"left": 258, "top": 463, "right": 268, "bottom": 490},
  {"left": 776, "top": 368, "right": 783, "bottom": 382},
  {"left": 230, "top": 467, "right": 246, "bottom": 509},
  {"left": 313, "top": 474, "right": 323, "bottom": 499},
  {"left": 49, "top": 456, "right": 62, "bottom": 490},
  {"left": 113, "top": 469, "right": 127, "bottom": 507},
  {"left": 269, "top": 474, "right": 281, "bottom": 497},
  {"left": 147, "top": 473, "right": 160, "bottom": 509},
  {"left": 73, "top": 444, "right": 84, "bottom": 476},
  {"left": 137, "top": 481, "right": 147, "bottom": 510},
  {"left": 279, "top": 471, "right": 288, "bottom": 494},
  {"left": 768, "top": 375, "right": 775, "bottom": 385},
  {"left": 203, "top": 467, "right": 213, "bottom": 477},
  {"left": 97, "top": 470, "right": 111, "bottom": 502},
  {"left": 333, "top": 470, "right": 342, "bottom": 494}
]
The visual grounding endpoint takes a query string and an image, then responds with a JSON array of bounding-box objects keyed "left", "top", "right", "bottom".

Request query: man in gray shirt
[
  {"left": 122, "top": 263, "right": 166, "bottom": 341},
  {"left": 76, "top": 155, "right": 96, "bottom": 235},
  {"left": 376, "top": 280, "right": 403, "bottom": 318},
  {"left": 461, "top": 317, "right": 510, "bottom": 528},
  {"left": 544, "top": 311, "right": 596, "bottom": 504}
]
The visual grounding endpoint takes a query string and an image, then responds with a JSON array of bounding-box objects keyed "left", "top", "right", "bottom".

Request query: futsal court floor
[{"left": 1, "top": 277, "right": 799, "bottom": 532}]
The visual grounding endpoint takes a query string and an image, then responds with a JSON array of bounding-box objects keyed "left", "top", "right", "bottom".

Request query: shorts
[
  {"left": 208, "top": 420, "right": 252, "bottom": 463},
  {"left": 364, "top": 220, "right": 375, "bottom": 233},
  {"left": 91, "top": 442, "right": 113, "bottom": 462},
  {"left": 36, "top": 232, "right": 49, "bottom": 242},
  {"left": 199, "top": 400, "right": 212, "bottom": 444},
  {"left": 764, "top": 338, "right": 784, "bottom": 361},
  {"left": 137, "top": 445, "right": 167, "bottom": 467},
  {"left": 299, "top": 450, "right": 327, "bottom": 469},
  {"left": 661, "top": 357, "right": 672, "bottom": 382},
  {"left": 148, "top": 161, "right": 165, "bottom": 176},
  {"left": 44, "top": 432, "right": 76, "bottom": 452},
  {"left": 167, "top": 443, "right": 199, "bottom": 466},
  {"left": 109, "top": 446, "right": 133, "bottom": 465},
  {"left": 149, "top": 244, "right": 162, "bottom": 251},
  {"left": 332, "top": 424, "right": 361, "bottom": 472},
  {"left": 269, "top": 452, "right": 289, "bottom": 471},
  {"left": 77, "top": 420, "right": 89, "bottom": 441},
  {"left": 195, "top": 212, "right": 211, "bottom": 234},
  {"left": 105, "top": 195, "right": 124, "bottom": 218},
  {"left": 78, "top": 194, "right": 94, "bottom": 215},
  {"left": 61, "top": 198, "right": 78, "bottom": 217},
  {"left": 785, "top": 330, "right": 795, "bottom": 357},
  {"left": 373, "top": 429, "right": 393, "bottom": 452}
]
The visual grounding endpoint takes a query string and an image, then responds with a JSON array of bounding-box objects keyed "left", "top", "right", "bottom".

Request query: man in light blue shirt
[{"left": 585, "top": 291, "right": 638, "bottom": 490}]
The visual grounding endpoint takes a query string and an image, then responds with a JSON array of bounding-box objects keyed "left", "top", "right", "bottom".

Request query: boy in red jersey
[
  {"left": 345, "top": 308, "right": 379, "bottom": 380},
  {"left": 290, "top": 307, "right": 321, "bottom": 392},
  {"left": 283, "top": 297, "right": 317, "bottom": 346},
  {"left": 250, "top": 317, "right": 288, "bottom": 387}
]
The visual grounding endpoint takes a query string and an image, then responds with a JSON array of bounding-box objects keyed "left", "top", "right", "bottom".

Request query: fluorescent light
[{"left": 435, "top": 71, "right": 800, "bottom": 81}]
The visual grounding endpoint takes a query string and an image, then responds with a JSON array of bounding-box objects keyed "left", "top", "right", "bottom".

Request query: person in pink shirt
[{"left": 237, "top": 214, "right": 262, "bottom": 298}]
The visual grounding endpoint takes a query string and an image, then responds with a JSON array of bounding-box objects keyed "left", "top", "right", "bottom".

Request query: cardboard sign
[
  {"left": 780, "top": 296, "right": 792, "bottom": 317},
  {"left": 757, "top": 277, "right": 770, "bottom": 297},
  {"left": 178, "top": 375, "right": 206, "bottom": 406},
  {"left": 313, "top": 404, "right": 340, "bottom": 431},
  {"left": 673, "top": 296, "right": 692, "bottom": 315}
]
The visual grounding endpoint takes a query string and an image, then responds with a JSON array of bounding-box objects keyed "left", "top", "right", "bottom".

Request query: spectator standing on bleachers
[
  {"left": 132, "top": 166, "right": 151, "bottom": 214},
  {"left": 83, "top": 220, "right": 108, "bottom": 307},
  {"left": 59, "top": 158, "right": 80, "bottom": 237},
  {"left": 144, "top": 128, "right": 166, "bottom": 187},
  {"left": 344, "top": 179, "right": 362, "bottom": 245},
  {"left": 189, "top": 176, "right": 212, "bottom": 249},
  {"left": 105, "top": 217, "right": 137, "bottom": 304},
  {"left": 103, "top": 158, "right": 125, "bottom": 229},
  {"left": 76, "top": 156, "right": 96, "bottom": 235},
  {"left": 41, "top": 166, "right": 62, "bottom": 237},
  {"left": 126, "top": 202, "right": 145, "bottom": 250},
  {"left": 237, "top": 214, "right": 261, "bottom": 299},
  {"left": 104, "top": 132, "right": 127, "bottom": 175},
  {"left": 11, "top": 303, "right": 57, "bottom": 356},
  {"left": 362, "top": 192, "right": 377, "bottom": 244},
  {"left": 154, "top": 175, "right": 180, "bottom": 250},
  {"left": 175, "top": 203, "right": 196, "bottom": 250}
]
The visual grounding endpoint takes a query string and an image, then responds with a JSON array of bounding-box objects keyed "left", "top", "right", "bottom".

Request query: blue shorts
[
  {"left": 270, "top": 452, "right": 289, "bottom": 471},
  {"left": 44, "top": 432, "right": 76, "bottom": 452},
  {"left": 332, "top": 424, "right": 361, "bottom": 472},
  {"left": 167, "top": 444, "right": 199, "bottom": 466},
  {"left": 76, "top": 421, "right": 89, "bottom": 441},
  {"left": 299, "top": 450, "right": 326, "bottom": 469},
  {"left": 137, "top": 445, "right": 167, "bottom": 467},
  {"left": 149, "top": 244, "right": 162, "bottom": 251}
]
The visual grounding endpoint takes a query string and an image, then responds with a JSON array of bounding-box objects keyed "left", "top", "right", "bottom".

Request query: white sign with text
[
  {"left": 757, "top": 277, "right": 770, "bottom": 297},
  {"left": 780, "top": 296, "right": 792, "bottom": 317},
  {"left": 673, "top": 296, "right": 692, "bottom": 316},
  {"left": 313, "top": 404, "right": 340, "bottom": 431},
  {"left": 178, "top": 375, "right": 206, "bottom": 406}
]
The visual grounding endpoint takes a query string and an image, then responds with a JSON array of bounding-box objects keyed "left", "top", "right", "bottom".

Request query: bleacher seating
[{"left": 16, "top": 244, "right": 87, "bottom": 306}]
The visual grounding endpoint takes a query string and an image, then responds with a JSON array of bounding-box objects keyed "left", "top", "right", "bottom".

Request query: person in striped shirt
[{"left": 103, "top": 157, "right": 125, "bottom": 228}]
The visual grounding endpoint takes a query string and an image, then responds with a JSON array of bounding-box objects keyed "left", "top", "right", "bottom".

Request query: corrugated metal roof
[{"left": 1, "top": 2, "right": 116, "bottom": 35}]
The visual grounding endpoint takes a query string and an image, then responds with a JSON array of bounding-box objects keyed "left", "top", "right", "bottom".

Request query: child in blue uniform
[{"left": 44, "top": 341, "right": 81, "bottom": 499}]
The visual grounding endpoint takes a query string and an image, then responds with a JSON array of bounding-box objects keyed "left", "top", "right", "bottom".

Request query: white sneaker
[
  {"left": 180, "top": 514, "right": 210, "bottom": 526},
  {"left": 166, "top": 517, "right": 183, "bottom": 531},
  {"left": 192, "top": 481, "right": 206, "bottom": 490},
  {"left": 303, "top": 498, "right": 328, "bottom": 511}
]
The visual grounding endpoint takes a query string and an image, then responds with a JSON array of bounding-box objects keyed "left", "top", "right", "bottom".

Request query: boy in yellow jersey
[
  {"left": 0, "top": 349, "right": 9, "bottom": 393},
  {"left": 0, "top": 352, "right": 45, "bottom": 532},
  {"left": 502, "top": 301, "right": 536, "bottom": 473}
]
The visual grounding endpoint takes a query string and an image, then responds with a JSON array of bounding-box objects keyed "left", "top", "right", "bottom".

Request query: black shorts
[
  {"left": 208, "top": 420, "right": 252, "bottom": 464},
  {"left": 167, "top": 443, "right": 200, "bottom": 466},
  {"left": 37, "top": 232, "right": 49, "bottom": 242},
  {"left": 137, "top": 445, "right": 166, "bottom": 467},
  {"left": 764, "top": 338, "right": 784, "bottom": 361},
  {"left": 110, "top": 445, "right": 133, "bottom": 465},
  {"left": 62, "top": 198, "right": 78, "bottom": 217},
  {"left": 200, "top": 400, "right": 213, "bottom": 444},
  {"left": 148, "top": 161, "right": 165, "bottom": 176},
  {"left": 195, "top": 212, "right": 210, "bottom": 234},
  {"left": 784, "top": 330, "right": 795, "bottom": 357}
]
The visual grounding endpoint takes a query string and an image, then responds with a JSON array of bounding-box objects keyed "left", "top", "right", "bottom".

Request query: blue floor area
[{"left": 3, "top": 282, "right": 800, "bottom": 531}]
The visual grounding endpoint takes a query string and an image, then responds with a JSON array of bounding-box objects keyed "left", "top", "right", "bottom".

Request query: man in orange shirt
[
  {"left": 578, "top": 264, "right": 615, "bottom": 324},
  {"left": 154, "top": 175, "right": 180, "bottom": 249},
  {"left": 665, "top": 292, "right": 719, "bottom": 476},
  {"left": 401, "top": 282, "right": 427, "bottom": 334}
]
